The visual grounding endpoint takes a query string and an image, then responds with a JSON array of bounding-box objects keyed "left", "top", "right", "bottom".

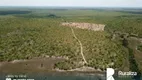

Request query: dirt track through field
[{"left": 70, "top": 27, "right": 87, "bottom": 64}]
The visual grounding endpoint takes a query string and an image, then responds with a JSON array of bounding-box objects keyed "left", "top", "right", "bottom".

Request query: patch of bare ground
[
  {"left": 0, "top": 57, "right": 65, "bottom": 73},
  {"left": 62, "top": 22, "right": 105, "bottom": 31}
]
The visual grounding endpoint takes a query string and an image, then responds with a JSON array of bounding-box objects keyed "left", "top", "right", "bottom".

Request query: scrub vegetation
[{"left": 0, "top": 8, "right": 142, "bottom": 73}]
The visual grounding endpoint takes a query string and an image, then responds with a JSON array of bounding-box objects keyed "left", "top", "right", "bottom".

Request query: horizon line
[{"left": 0, "top": 6, "right": 142, "bottom": 8}]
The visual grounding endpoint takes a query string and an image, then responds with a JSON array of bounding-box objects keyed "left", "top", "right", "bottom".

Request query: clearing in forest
[{"left": 62, "top": 22, "right": 105, "bottom": 31}]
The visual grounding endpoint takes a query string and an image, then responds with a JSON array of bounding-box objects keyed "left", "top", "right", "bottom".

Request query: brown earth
[
  {"left": 0, "top": 58, "right": 64, "bottom": 74},
  {"left": 62, "top": 22, "right": 105, "bottom": 31}
]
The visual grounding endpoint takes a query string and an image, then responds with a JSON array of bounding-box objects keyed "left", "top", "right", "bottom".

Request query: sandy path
[{"left": 70, "top": 27, "right": 87, "bottom": 64}]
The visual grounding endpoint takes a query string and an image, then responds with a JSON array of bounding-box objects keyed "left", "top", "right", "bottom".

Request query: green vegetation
[
  {"left": 106, "top": 17, "right": 142, "bottom": 37},
  {"left": 0, "top": 18, "right": 76, "bottom": 61},
  {"left": 0, "top": 7, "right": 142, "bottom": 72},
  {"left": 123, "top": 38, "right": 142, "bottom": 79},
  {"left": 73, "top": 28, "right": 127, "bottom": 70},
  {"left": 138, "top": 45, "right": 142, "bottom": 51}
]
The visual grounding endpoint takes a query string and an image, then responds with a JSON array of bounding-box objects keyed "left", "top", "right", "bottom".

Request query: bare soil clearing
[
  {"left": 0, "top": 58, "right": 64, "bottom": 73},
  {"left": 62, "top": 22, "right": 105, "bottom": 31}
]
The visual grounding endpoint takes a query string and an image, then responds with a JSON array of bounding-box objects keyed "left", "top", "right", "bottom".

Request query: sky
[{"left": 0, "top": 0, "right": 142, "bottom": 7}]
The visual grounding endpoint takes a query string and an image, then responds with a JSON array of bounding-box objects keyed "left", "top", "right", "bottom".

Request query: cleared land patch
[{"left": 62, "top": 22, "right": 105, "bottom": 31}]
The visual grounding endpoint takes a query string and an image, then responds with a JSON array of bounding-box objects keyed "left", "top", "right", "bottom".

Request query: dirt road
[{"left": 70, "top": 27, "right": 87, "bottom": 64}]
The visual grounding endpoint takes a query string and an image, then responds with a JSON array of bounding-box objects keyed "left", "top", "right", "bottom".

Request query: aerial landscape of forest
[{"left": 0, "top": 7, "right": 142, "bottom": 80}]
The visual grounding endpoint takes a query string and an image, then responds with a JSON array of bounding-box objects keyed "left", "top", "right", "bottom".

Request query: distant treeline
[
  {"left": 16, "top": 14, "right": 61, "bottom": 18},
  {"left": 117, "top": 11, "right": 142, "bottom": 14},
  {"left": 0, "top": 10, "right": 31, "bottom": 15}
]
